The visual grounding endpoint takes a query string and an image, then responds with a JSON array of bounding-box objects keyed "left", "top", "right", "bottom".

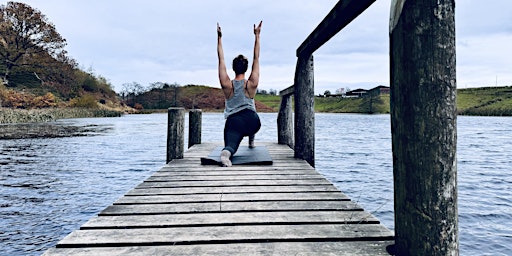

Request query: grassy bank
[
  {"left": 0, "top": 108, "right": 123, "bottom": 124},
  {"left": 254, "top": 94, "right": 281, "bottom": 111},
  {"left": 457, "top": 86, "right": 512, "bottom": 116},
  {"left": 316, "top": 95, "right": 390, "bottom": 113},
  {"left": 253, "top": 86, "right": 512, "bottom": 116}
]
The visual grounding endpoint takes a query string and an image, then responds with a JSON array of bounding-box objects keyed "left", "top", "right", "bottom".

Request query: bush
[
  {"left": 31, "top": 92, "right": 57, "bottom": 108},
  {"left": 0, "top": 89, "right": 33, "bottom": 108},
  {"left": 69, "top": 95, "right": 98, "bottom": 108},
  {"left": 81, "top": 75, "right": 99, "bottom": 92}
]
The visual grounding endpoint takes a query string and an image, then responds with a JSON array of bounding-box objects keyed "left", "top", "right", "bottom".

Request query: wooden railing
[
  {"left": 277, "top": 0, "right": 376, "bottom": 167},
  {"left": 277, "top": 85, "right": 294, "bottom": 148},
  {"left": 276, "top": 0, "right": 458, "bottom": 255}
]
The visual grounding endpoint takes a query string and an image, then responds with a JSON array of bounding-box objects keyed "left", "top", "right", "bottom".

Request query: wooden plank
[
  {"left": 127, "top": 185, "right": 340, "bottom": 196},
  {"left": 135, "top": 179, "right": 333, "bottom": 188},
  {"left": 279, "top": 85, "right": 294, "bottom": 96},
  {"left": 144, "top": 174, "right": 326, "bottom": 182},
  {"left": 152, "top": 169, "right": 320, "bottom": 176},
  {"left": 56, "top": 224, "right": 393, "bottom": 248},
  {"left": 44, "top": 241, "right": 394, "bottom": 256},
  {"left": 82, "top": 211, "right": 381, "bottom": 229},
  {"left": 295, "top": 0, "right": 376, "bottom": 57},
  {"left": 114, "top": 192, "right": 350, "bottom": 205},
  {"left": 158, "top": 165, "right": 314, "bottom": 172},
  {"left": 167, "top": 160, "right": 311, "bottom": 168},
  {"left": 100, "top": 201, "right": 364, "bottom": 215}
]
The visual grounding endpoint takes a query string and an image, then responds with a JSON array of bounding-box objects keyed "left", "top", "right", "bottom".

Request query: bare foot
[{"left": 220, "top": 150, "right": 232, "bottom": 167}]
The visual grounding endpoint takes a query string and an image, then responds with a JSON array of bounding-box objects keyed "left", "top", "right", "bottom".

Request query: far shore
[{"left": 0, "top": 107, "right": 124, "bottom": 124}]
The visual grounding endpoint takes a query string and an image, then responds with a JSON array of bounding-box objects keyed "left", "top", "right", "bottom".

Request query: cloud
[
  {"left": 15, "top": 0, "right": 512, "bottom": 95},
  {"left": 457, "top": 33, "right": 512, "bottom": 87}
]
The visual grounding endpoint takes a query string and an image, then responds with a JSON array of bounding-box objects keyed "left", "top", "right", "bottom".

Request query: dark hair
[{"left": 232, "top": 55, "right": 248, "bottom": 75}]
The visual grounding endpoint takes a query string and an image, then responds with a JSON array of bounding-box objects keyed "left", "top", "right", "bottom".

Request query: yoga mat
[{"left": 200, "top": 146, "right": 273, "bottom": 166}]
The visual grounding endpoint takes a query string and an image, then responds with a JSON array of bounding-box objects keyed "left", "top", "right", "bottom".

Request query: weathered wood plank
[
  {"left": 100, "top": 201, "right": 364, "bottom": 215},
  {"left": 44, "top": 241, "right": 394, "bottom": 256},
  {"left": 56, "top": 224, "right": 393, "bottom": 248},
  {"left": 114, "top": 192, "right": 350, "bottom": 205},
  {"left": 127, "top": 185, "right": 340, "bottom": 196},
  {"left": 158, "top": 165, "right": 314, "bottom": 172},
  {"left": 167, "top": 160, "right": 311, "bottom": 168},
  {"left": 135, "top": 179, "right": 333, "bottom": 188},
  {"left": 144, "top": 174, "right": 326, "bottom": 182},
  {"left": 151, "top": 166, "right": 318, "bottom": 176},
  {"left": 82, "top": 211, "right": 380, "bottom": 229}
]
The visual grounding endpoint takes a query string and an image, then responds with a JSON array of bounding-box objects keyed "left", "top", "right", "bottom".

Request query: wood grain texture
[{"left": 44, "top": 143, "right": 394, "bottom": 255}]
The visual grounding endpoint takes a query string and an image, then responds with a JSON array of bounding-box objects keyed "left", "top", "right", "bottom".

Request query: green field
[
  {"left": 457, "top": 86, "right": 512, "bottom": 116},
  {"left": 254, "top": 94, "right": 281, "bottom": 111},
  {"left": 254, "top": 86, "right": 512, "bottom": 116}
]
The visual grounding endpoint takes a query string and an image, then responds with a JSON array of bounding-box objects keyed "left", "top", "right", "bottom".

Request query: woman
[{"left": 217, "top": 21, "right": 262, "bottom": 167}]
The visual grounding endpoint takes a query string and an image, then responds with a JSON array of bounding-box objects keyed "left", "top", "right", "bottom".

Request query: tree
[
  {"left": 0, "top": 2, "right": 66, "bottom": 85},
  {"left": 323, "top": 90, "right": 331, "bottom": 97},
  {"left": 120, "top": 82, "right": 144, "bottom": 107}
]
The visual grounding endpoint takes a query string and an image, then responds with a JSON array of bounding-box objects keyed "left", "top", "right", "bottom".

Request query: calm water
[{"left": 0, "top": 113, "right": 511, "bottom": 255}]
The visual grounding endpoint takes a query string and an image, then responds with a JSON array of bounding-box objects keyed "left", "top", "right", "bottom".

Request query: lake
[{"left": 0, "top": 113, "right": 510, "bottom": 255}]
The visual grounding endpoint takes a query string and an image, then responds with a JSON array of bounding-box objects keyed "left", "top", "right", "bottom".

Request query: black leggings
[{"left": 223, "top": 109, "right": 261, "bottom": 155}]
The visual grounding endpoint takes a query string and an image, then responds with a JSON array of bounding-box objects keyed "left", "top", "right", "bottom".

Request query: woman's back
[{"left": 224, "top": 79, "right": 256, "bottom": 118}]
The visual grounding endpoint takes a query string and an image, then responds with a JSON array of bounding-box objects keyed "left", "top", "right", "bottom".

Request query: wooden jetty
[
  {"left": 44, "top": 142, "right": 393, "bottom": 255},
  {"left": 46, "top": 0, "right": 459, "bottom": 254}
]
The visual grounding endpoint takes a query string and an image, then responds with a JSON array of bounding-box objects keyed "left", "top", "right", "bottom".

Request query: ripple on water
[{"left": 1, "top": 114, "right": 511, "bottom": 255}]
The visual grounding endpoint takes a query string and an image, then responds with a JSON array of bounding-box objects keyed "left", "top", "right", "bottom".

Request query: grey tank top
[{"left": 224, "top": 79, "right": 256, "bottom": 119}]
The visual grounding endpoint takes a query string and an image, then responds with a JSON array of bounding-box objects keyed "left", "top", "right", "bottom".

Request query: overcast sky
[{"left": 16, "top": 0, "right": 512, "bottom": 94}]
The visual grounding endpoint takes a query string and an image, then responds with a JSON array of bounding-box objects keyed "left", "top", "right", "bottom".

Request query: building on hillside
[
  {"left": 369, "top": 85, "right": 390, "bottom": 96},
  {"left": 329, "top": 86, "right": 390, "bottom": 98},
  {"left": 345, "top": 88, "right": 368, "bottom": 98}
]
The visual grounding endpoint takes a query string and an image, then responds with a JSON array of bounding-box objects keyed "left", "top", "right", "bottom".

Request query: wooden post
[
  {"left": 188, "top": 109, "right": 202, "bottom": 148},
  {"left": 390, "top": 0, "right": 458, "bottom": 255},
  {"left": 294, "top": 55, "right": 315, "bottom": 167},
  {"left": 167, "top": 107, "right": 184, "bottom": 163},
  {"left": 277, "top": 94, "right": 294, "bottom": 148}
]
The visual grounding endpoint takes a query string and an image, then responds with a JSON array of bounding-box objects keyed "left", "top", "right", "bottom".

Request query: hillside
[
  {"left": 315, "top": 86, "right": 512, "bottom": 115},
  {"left": 1, "top": 2, "right": 125, "bottom": 113},
  {"left": 231, "top": 86, "right": 512, "bottom": 116},
  {"left": 131, "top": 85, "right": 276, "bottom": 112},
  {"left": 0, "top": 71, "right": 125, "bottom": 111},
  {"left": 457, "top": 86, "right": 512, "bottom": 116}
]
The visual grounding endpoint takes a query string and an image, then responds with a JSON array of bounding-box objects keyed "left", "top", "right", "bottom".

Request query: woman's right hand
[
  {"left": 217, "top": 23, "right": 222, "bottom": 38},
  {"left": 254, "top": 21, "right": 262, "bottom": 36}
]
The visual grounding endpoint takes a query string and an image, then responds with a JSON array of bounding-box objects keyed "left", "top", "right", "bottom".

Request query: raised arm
[
  {"left": 246, "top": 21, "right": 262, "bottom": 98},
  {"left": 217, "top": 23, "right": 232, "bottom": 98}
]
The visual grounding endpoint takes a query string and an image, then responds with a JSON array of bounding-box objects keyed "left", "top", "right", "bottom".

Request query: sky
[{"left": 11, "top": 0, "right": 512, "bottom": 94}]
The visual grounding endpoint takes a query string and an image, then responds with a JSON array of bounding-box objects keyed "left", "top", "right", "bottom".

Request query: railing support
[
  {"left": 294, "top": 55, "right": 315, "bottom": 167},
  {"left": 390, "top": 0, "right": 458, "bottom": 255},
  {"left": 278, "top": 86, "right": 294, "bottom": 148},
  {"left": 167, "top": 107, "right": 184, "bottom": 163},
  {"left": 188, "top": 109, "right": 202, "bottom": 148}
]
